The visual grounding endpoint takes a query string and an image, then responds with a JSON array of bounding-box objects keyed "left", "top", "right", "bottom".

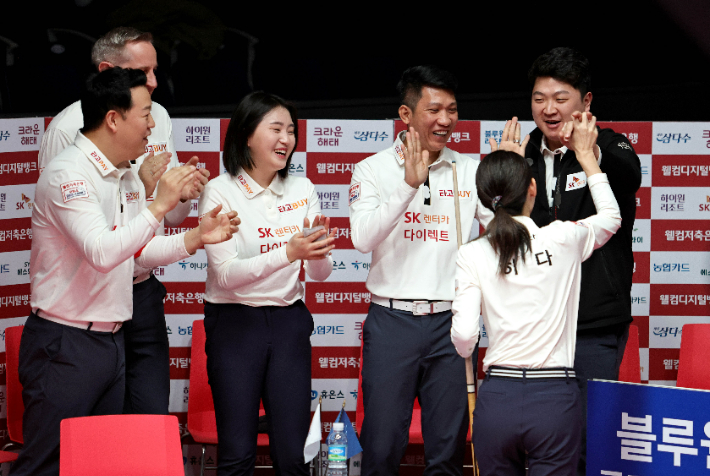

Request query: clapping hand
[
  {"left": 138, "top": 151, "right": 171, "bottom": 197},
  {"left": 198, "top": 204, "right": 240, "bottom": 244},
  {"left": 180, "top": 156, "right": 211, "bottom": 201},
  {"left": 285, "top": 215, "right": 337, "bottom": 263}
]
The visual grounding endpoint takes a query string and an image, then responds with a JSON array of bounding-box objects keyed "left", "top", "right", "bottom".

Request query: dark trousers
[
  {"left": 10, "top": 313, "right": 125, "bottom": 476},
  {"left": 574, "top": 322, "right": 630, "bottom": 476},
  {"left": 473, "top": 373, "right": 582, "bottom": 476},
  {"left": 204, "top": 300, "right": 313, "bottom": 476},
  {"left": 123, "top": 274, "right": 170, "bottom": 414},
  {"left": 360, "top": 303, "right": 469, "bottom": 476}
]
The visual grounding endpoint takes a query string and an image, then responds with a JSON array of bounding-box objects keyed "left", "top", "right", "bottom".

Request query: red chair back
[
  {"left": 0, "top": 451, "right": 18, "bottom": 464},
  {"left": 618, "top": 324, "right": 641, "bottom": 383},
  {"left": 677, "top": 324, "right": 710, "bottom": 389},
  {"left": 188, "top": 320, "right": 218, "bottom": 444},
  {"left": 5, "top": 325, "right": 24, "bottom": 444},
  {"left": 59, "top": 415, "right": 183, "bottom": 476}
]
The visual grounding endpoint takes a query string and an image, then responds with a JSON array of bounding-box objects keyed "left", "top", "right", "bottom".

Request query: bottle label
[{"left": 328, "top": 445, "right": 347, "bottom": 462}]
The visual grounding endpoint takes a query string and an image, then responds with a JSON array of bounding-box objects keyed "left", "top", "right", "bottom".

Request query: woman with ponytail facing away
[{"left": 451, "top": 113, "right": 621, "bottom": 476}]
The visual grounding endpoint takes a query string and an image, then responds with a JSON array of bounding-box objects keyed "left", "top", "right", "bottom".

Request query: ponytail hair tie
[{"left": 492, "top": 195, "right": 503, "bottom": 210}]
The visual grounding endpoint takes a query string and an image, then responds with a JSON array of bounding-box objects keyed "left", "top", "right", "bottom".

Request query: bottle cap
[{"left": 333, "top": 422, "right": 344, "bottom": 431}]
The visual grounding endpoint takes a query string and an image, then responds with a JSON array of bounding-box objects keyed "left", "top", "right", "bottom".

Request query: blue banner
[{"left": 588, "top": 380, "right": 710, "bottom": 475}]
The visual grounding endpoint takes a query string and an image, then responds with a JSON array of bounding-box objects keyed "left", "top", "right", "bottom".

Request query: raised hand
[
  {"left": 285, "top": 216, "right": 337, "bottom": 263},
  {"left": 560, "top": 112, "right": 598, "bottom": 155},
  {"left": 310, "top": 214, "right": 336, "bottom": 235},
  {"left": 138, "top": 151, "right": 171, "bottom": 197},
  {"left": 561, "top": 112, "right": 600, "bottom": 176},
  {"left": 403, "top": 127, "right": 430, "bottom": 189},
  {"left": 149, "top": 165, "right": 196, "bottom": 219},
  {"left": 489, "top": 117, "right": 530, "bottom": 155},
  {"left": 180, "top": 156, "right": 211, "bottom": 201},
  {"left": 198, "top": 204, "right": 240, "bottom": 244}
]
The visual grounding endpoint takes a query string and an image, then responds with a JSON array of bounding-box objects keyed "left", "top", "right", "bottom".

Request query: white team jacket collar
[
  {"left": 540, "top": 135, "right": 568, "bottom": 156},
  {"left": 232, "top": 168, "right": 285, "bottom": 199},
  {"left": 393, "top": 130, "right": 456, "bottom": 168},
  {"left": 74, "top": 132, "right": 118, "bottom": 177}
]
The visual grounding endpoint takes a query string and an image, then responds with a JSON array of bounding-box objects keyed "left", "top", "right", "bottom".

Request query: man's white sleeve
[
  {"left": 47, "top": 172, "right": 160, "bottom": 273},
  {"left": 135, "top": 233, "right": 192, "bottom": 269},
  {"left": 349, "top": 161, "right": 417, "bottom": 254}
]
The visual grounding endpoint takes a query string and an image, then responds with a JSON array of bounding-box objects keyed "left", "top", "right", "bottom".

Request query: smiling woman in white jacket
[
  {"left": 198, "top": 91, "right": 336, "bottom": 476},
  {"left": 451, "top": 114, "right": 621, "bottom": 476}
]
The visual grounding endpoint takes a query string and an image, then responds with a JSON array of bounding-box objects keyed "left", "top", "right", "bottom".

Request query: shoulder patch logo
[
  {"left": 61, "top": 180, "right": 89, "bottom": 203},
  {"left": 618, "top": 142, "right": 632, "bottom": 151},
  {"left": 349, "top": 182, "right": 361, "bottom": 205}
]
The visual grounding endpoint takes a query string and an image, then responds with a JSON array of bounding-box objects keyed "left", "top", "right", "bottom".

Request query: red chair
[
  {"left": 188, "top": 320, "right": 269, "bottom": 475},
  {"left": 4, "top": 325, "right": 24, "bottom": 447},
  {"left": 618, "top": 324, "right": 641, "bottom": 383},
  {"left": 676, "top": 324, "right": 710, "bottom": 389},
  {"left": 187, "top": 320, "right": 218, "bottom": 475},
  {"left": 59, "top": 414, "right": 183, "bottom": 475},
  {"left": 0, "top": 450, "right": 18, "bottom": 464}
]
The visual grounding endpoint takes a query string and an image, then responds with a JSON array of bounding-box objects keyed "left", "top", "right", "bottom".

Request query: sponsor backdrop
[{"left": 0, "top": 117, "right": 708, "bottom": 472}]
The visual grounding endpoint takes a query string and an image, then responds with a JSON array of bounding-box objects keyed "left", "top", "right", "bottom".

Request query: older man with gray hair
[{"left": 38, "top": 27, "right": 209, "bottom": 416}]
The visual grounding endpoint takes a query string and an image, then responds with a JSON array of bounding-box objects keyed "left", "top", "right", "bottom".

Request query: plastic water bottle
[{"left": 326, "top": 422, "right": 348, "bottom": 476}]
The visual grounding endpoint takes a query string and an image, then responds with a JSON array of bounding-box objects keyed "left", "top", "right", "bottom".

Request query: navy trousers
[
  {"left": 473, "top": 373, "right": 582, "bottom": 476},
  {"left": 360, "top": 303, "right": 469, "bottom": 476},
  {"left": 123, "top": 274, "right": 170, "bottom": 414},
  {"left": 204, "top": 300, "right": 313, "bottom": 476},
  {"left": 575, "top": 322, "right": 630, "bottom": 476},
  {"left": 10, "top": 313, "right": 125, "bottom": 476}
]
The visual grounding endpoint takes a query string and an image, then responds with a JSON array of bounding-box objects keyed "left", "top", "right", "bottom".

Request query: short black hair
[
  {"left": 80, "top": 67, "right": 148, "bottom": 133},
  {"left": 528, "top": 47, "right": 591, "bottom": 97},
  {"left": 223, "top": 91, "right": 298, "bottom": 179},
  {"left": 397, "top": 65, "right": 458, "bottom": 111}
]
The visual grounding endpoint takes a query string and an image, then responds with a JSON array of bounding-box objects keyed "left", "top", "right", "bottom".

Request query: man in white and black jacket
[{"left": 523, "top": 47, "right": 641, "bottom": 476}]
